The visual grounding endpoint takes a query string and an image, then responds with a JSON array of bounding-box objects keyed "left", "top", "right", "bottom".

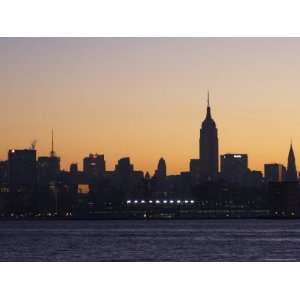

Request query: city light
[
  {"left": 125, "top": 199, "right": 196, "bottom": 205},
  {"left": 126, "top": 199, "right": 195, "bottom": 204}
]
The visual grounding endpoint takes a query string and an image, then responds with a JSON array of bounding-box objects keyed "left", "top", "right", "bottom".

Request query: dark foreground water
[{"left": 1, "top": 219, "right": 300, "bottom": 261}]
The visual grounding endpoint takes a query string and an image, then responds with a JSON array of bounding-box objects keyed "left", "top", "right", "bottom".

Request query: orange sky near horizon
[{"left": 0, "top": 38, "right": 300, "bottom": 175}]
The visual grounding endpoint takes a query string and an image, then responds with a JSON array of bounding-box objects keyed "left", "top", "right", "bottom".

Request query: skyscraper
[
  {"left": 8, "top": 149, "right": 37, "bottom": 190},
  {"left": 83, "top": 154, "right": 106, "bottom": 178},
  {"left": 154, "top": 158, "right": 167, "bottom": 179},
  {"left": 220, "top": 154, "right": 248, "bottom": 184},
  {"left": 264, "top": 163, "right": 286, "bottom": 183},
  {"left": 286, "top": 143, "right": 298, "bottom": 182},
  {"left": 153, "top": 158, "right": 167, "bottom": 194},
  {"left": 37, "top": 130, "right": 60, "bottom": 185},
  {"left": 115, "top": 157, "right": 134, "bottom": 178},
  {"left": 189, "top": 159, "right": 202, "bottom": 185},
  {"left": 199, "top": 92, "right": 219, "bottom": 181}
]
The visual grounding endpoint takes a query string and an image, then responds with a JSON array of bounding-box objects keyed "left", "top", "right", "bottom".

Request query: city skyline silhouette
[
  {"left": 1, "top": 38, "right": 300, "bottom": 174},
  {"left": 3, "top": 91, "right": 298, "bottom": 178},
  {"left": 0, "top": 88, "right": 298, "bottom": 222},
  {"left": 1, "top": 92, "right": 298, "bottom": 177}
]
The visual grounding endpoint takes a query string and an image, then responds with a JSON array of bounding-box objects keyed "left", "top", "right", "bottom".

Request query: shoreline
[{"left": 0, "top": 215, "right": 299, "bottom": 221}]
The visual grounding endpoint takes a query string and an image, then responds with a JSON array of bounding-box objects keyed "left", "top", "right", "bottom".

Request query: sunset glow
[{"left": 1, "top": 38, "right": 300, "bottom": 174}]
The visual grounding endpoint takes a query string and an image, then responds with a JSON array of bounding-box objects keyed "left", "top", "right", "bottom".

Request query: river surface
[{"left": 0, "top": 219, "right": 300, "bottom": 261}]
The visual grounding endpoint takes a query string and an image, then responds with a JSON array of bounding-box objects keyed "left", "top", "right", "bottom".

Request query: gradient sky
[{"left": 1, "top": 38, "right": 300, "bottom": 175}]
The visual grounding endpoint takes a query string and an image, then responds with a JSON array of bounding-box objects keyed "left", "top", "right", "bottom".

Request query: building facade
[
  {"left": 286, "top": 144, "right": 298, "bottom": 182},
  {"left": 264, "top": 163, "right": 286, "bottom": 183},
  {"left": 8, "top": 149, "right": 37, "bottom": 191},
  {"left": 199, "top": 92, "right": 219, "bottom": 181},
  {"left": 83, "top": 154, "right": 106, "bottom": 179},
  {"left": 220, "top": 154, "right": 248, "bottom": 184}
]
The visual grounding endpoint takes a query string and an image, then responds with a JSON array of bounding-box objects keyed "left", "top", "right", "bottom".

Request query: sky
[{"left": 0, "top": 38, "right": 300, "bottom": 175}]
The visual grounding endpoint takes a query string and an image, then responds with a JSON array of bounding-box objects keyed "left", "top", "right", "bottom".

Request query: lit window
[{"left": 78, "top": 184, "right": 90, "bottom": 194}]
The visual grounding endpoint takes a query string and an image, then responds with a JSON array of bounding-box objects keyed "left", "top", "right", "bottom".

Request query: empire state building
[{"left": 199, "top": 92, "right": 219, "bottom": 181}]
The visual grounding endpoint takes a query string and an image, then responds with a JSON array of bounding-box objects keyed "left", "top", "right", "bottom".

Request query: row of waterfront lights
[{"left": 126, "top": 200, "right": 195, "bottom": 205}]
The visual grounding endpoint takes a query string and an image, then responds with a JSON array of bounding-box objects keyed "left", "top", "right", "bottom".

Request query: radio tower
[{"left": 50, "top": 129, "right": 56, "bottom": 157}]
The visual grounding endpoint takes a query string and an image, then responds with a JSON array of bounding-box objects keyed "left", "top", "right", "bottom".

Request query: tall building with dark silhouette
[
  {"left": 70, "top": 163, "right": 78, "bottom": 175},
  {"left": 190, "top": 159, "right": 202, "bottom": 185},
  {"left": 0, "top": 161, "right": 8, "bottom": 185},
  {"left": 8, "top": 149, "right": 37, "bottom": 191},
  {"left": 286, "top": 143, "right": 298, "bottom": 182},
  {"left": 220, "top": 154, "right": 248, "bottom": 184},
  {"left": 154, "top": 158, "right": 167, "bottom": 178},
  {"left": 83, "top": 154, "right": 106, "bottom": 179},
  {"left": 114, "top": 157, "right": 145, "bottom": 198},
  {"left": 115, "top": 157, "right": 133, "bottom": 177},
  {"left": 264, "top": 163, "right": 286, "bottom": 183},
  {"left": 153, "top": 158, "right": 167, "bottom": 194},
  {"left": 37, "top": 130, "right": 60, "bottom": 185},
  {"left": 199, "top": 92, "right": 219, "bottom": 181}
]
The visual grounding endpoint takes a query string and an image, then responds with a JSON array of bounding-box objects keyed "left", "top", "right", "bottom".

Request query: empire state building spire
[
  {"left": 207, "top": 90, "right": 210, "bottom": 107},
  {"left": 206, "top": 90, "right": 211, "bottom": 119},
  {"left": 286, "top": 142, "right": 298, "bottom": 182}
]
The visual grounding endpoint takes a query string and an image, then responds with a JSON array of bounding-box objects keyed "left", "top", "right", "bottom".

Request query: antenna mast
[{"left": 50, "top": 129, "right": 55, "bottom": 157}]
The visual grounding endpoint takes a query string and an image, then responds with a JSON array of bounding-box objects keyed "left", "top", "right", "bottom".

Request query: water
[{"left": 1, "top": 219, "right": 300, "bottom": 261}]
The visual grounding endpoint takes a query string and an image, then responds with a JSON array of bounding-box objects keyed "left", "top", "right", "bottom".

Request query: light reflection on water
[{"left": 0, "top": 219, "right": 300, "bottom": 261}]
